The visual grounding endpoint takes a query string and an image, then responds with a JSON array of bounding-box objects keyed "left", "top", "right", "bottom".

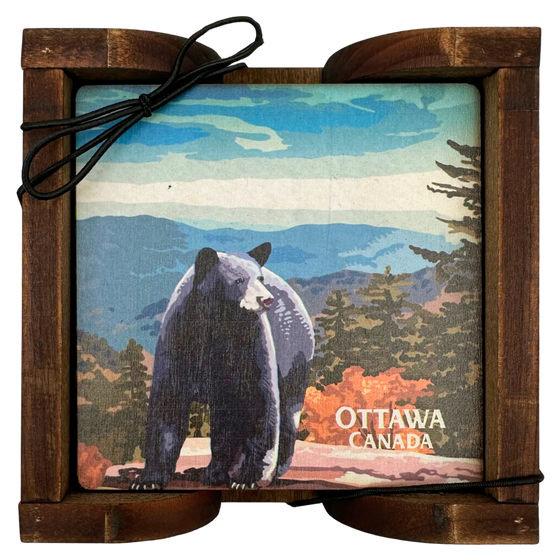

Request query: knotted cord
[{"left": 18, "top": 16, "right": 263, "bottom": 204}]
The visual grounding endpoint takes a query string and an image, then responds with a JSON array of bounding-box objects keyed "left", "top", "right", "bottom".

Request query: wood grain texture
[
  {"left": 21, "top": 69, "right": 73, "bottom": 503},
  {"left": 483, "top": 68, "right": 539, "bottom": 503},
  {"left": 323, "top": 27, "right": 541, "bottom": 82},
  {"left": 324, "top": 493, "right": 538, "bottom": 544},
  {"left": 221, "top": 489, "right": 319, "bottom": 503},
  {"left": 20, "top": 491, "right": 220, "bottom": 543},
  {"left": 225, "top": 67, "right": 322, "bottom": 84},
  {"left": 22, "top": 28, "right": 220, "bottom": 81}
]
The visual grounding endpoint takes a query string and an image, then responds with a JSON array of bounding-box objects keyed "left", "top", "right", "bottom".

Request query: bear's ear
[
  {"left": 248, "top": 242, "right": 272, "bottom": 267},
  {"left": 194, "top": 247, "right": 219, "bottom": 286}
]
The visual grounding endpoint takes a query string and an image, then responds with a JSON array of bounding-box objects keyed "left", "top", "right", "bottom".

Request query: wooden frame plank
[
  {"left": 22, "top": 28, "right": 220, "bottom": 81},
  {"left": 21, "top": 68, "right": 72, "bottom": 502},
  {"left": 483, "top": 68, "right": 539, "bottom": 503},
  {"left": 20, "top": 491, "right": 221, "bottom": 543},
  {"left": 18, "top": 26, "right": 541, "bottom": 543},
  {"left": 324, "top": 493, "right": 538, "bottom": 544},
  {"left": 322, "top": 27, "right": 541, "bottom": 82}
]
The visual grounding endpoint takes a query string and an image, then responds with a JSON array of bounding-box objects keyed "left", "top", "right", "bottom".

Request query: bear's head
[{"left": 193, "top": 243, "right": 274, "bottom": 313}]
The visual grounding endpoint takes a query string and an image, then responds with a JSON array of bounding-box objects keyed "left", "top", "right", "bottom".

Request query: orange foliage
[
  {"left": 78, "top": 443, "right": 112, "bottom": 489},
  {"left": 301, "top": 366, "right": 435, "bottom": 454}
]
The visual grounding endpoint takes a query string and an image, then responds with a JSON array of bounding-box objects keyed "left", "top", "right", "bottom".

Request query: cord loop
[
  {"left": 138, "top": 94, "right": 153, "bottom": 118},
  {"left": 18, "top": 16, "right": 263, "bottom": 204}
]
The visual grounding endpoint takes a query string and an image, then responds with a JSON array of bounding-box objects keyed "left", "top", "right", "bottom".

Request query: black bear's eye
[{"left": 235, "top": 278, "right": 244, "bottom": 284}]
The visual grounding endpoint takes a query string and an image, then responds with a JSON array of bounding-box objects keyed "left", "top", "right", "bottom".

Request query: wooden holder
[{"left": 20, "top": 26, "right": 540, "bottom": 543}]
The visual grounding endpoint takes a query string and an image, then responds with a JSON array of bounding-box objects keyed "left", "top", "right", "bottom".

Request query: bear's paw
[
  {"left": 129, "top": 480, "right": 164, "bottom": 491},
  {"left": 228, "top": 481, "right": 259, "bottom": 490}
]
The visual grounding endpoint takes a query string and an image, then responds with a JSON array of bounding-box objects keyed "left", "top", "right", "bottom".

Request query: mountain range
[{"left": 77, "top": 215, "right": 453, "bottom": 352}]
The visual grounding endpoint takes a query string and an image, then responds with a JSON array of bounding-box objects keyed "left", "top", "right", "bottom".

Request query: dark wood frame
[{"left": 19, "top": 27, "right": 540, "bottom": 543}]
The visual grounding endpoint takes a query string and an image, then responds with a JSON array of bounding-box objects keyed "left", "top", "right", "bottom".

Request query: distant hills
[
  {"left": 77, "top": 215, "right": 453, "bottom": 352},
  {"left": 288, "top": 267, "right": 444, "bottom": 318}
]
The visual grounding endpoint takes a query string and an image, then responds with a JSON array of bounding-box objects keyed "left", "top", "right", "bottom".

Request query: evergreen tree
[
  {"left": 313, "top": 272, "right": 425, "bottom": 386},
  {"left": 313, "top": 290, "right": 360, "bottom": 386},
  {"left": 115, "top": 339, "right": 150, "bottom": 462},
  {"left": 188, "top": 402, "right": 211, "bottom": 438},
  {"left": 406, "top": 140, "right": 483, "bottom": 458},
  {"left": 410, "top": 140, "right": 481, "bottom": 287},
  {"left": 77, "top": 332, "right": 151, "bottom": 464},
  {"left": 77, "top": 331, "right": 123, "bottom": 461},
  {"left": 354, "top": 270, "right": 421, "bottom": 375}
]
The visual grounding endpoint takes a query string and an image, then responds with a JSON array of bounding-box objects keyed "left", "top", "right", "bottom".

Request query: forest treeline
[
  {"left": 78, "top": 139, "right": 483, "bottom": 470},
  {"left": 77, "top": 333, "right": 149, "bottom": 465},
  {"left": 306, "top": 140, "right": 483, "bottom": 457},
  {"left": 77, "top": 331, "right": 210, "bottom": 465}
]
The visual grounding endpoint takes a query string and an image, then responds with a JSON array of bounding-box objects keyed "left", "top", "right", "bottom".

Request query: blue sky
[
  {"left": 77, "top": 86, "right": 441, "bottom": 162},
  {"left": 75, "top": 83, "right": 480, "bottom": 237}
]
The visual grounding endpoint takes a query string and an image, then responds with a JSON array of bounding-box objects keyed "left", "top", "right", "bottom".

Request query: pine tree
[
  {"left": 77, "top": 332, "right": 151, "bottom": 464},
  {"left": 313, "top": 290, "right": 360, "bottom": 386},
  {"left": 188, "top": 402, "right": 211, "bottom": 438},
  {"left": 410, "top": 140, "right": 481, "bottom": 287},
  {"left": 406, "top": 140, "right": 483, "bottom": 458},
  {"left": 115, "top": 339, "right": 150, "bottom": 462},
  {"left": 77, "top": 331, "right": 124, "bottom": 462},
  {"left": 351, "top": 269, "right": 420, "bottom": 374}
]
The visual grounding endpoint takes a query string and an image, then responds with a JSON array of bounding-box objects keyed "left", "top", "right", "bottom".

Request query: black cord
[
  {"left": 18, "top": 16, "right": 263, "bottom": 205},
  {"left": 288, "top": 471, "right": 544, "bottom": 507}
]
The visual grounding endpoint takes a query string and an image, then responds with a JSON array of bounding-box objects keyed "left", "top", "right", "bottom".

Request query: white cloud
[
  {"left": 169, "top": 96, "right": 269, "bottom": 108},
  {"left": 149, "top": 113, "right": 289, "bottom": 152},
  {"left": 234, "top": 136, "right": 289, "bottom": 152},
  {"left": 77, "top": 169, "right": 457, "bottom": 214}
]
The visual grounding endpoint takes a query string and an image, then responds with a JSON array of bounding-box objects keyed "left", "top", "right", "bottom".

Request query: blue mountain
[{"left": 77, "top": 215, "right": 456, "bottom": 353}]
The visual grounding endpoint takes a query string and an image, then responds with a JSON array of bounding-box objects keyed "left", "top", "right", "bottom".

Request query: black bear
[{"left": 131, "top": 243, "right": 314, "bottom": 489}]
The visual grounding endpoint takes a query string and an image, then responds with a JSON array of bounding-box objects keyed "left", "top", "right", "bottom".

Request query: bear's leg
[
  {"left": 204, "top": 405, "right": 273, "bottom": 488},
  {"left": 207, "top": 390, "right": 280, "bottom": 489},
  {"left": 276, "top": 352, "right": 311, "bottom": 479},
  {"left": 131, "top": 393, "right": 191, "bottom": 490},
  {"left": 204, "top": 409, "right": 242, "bottom": 487}
]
